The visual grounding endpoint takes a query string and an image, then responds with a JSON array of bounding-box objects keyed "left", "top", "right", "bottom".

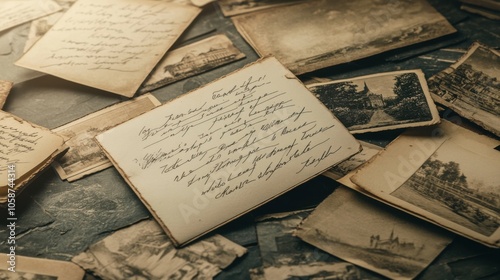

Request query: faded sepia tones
[
  {"left": 296, "top": 187, "right": 453, "bottom": 279},
  {"left": 308, "top": 70, "right": 440, "bottom": 134},
  {"left": 429, "top": 42, "right": 500, "bottom": 136},
  {"left": 140, "top": 34, "right": 245, "bottom": 93},
  {"left": 233, "top": 0, "right": 456, "bottom": 74},
  {"left": 72, "top": 219, "right": 246, "bottom": 280},
  {"left": 53, "top": 94, "right": 160, "bottom": 181}
]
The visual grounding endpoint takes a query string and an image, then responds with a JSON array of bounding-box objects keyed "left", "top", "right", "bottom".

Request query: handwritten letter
[
  {"left": 0, "top": 111, "right": 65, "bottom": 201},
  {"left": 16, "top": 0, "right": 201, "bottom": 97},
  {"left": 96, "top": 57, "right": 360, "bottom": 245},
  {"left": 0, "top": 0, "right": 61, "bottom": 33}
]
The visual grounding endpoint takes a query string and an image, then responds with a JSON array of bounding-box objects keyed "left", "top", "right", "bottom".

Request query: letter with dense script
[
  {"left": 96, "top": 57, "right": 361, "bottom": 246},
  {"left": 15, "top": 0, "right": 200, "bottom": 97},
  {"left": 0, "top": 111, "right": 67, "bottom": 205}
]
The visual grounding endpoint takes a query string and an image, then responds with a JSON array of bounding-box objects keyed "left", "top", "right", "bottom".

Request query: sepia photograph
[
  {"left": 0, "top": 80, "right": 12, "bottom": 109},
  {"left": 428, "top": 42, "right": 500, "bottom": 136},
  {"left": 255, "top": 210, "right": 379, "bottom": 280},
  {"left": 232, "top": 0, "right": 456, "bottom": 74},
  {"left": 53, "top": 94, "right": 160, "bottom": 181},
  {"left": 392, "top": 140, "right": 500, "bottom": 236},
  {"left": 140, "top": 34, "right": 245, "bottom": 93},
  {"left": 218, "top": 0, "right": 304, "bottom": 17},
  {"left": 72, "top": 219, "right": 246, "bottom": 280},
  {"left": 296, "top": 187, "right": 453, "bottom": 280},
  {"left": 351, "top": 120, "right": 500, "bottom": 247},
  {"left": 308, "top": 70, "right": 440, "bottom": 133}
]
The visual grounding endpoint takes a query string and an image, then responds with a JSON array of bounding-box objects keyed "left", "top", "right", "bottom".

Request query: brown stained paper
[
  {"left": 96, "top": 57, "right": 361, "bottom": 246},
  {"left": 0, "top": 0, "right": 61, "bottom": 33},
  {"left": 15, "top": 0, "right": 201, "bottom": 97},
  {"left": 0, "top": 111, "right": 67, "bottom": 204},
  {"left": 351, "top": 120, "right": 500, "bottom": 248}
]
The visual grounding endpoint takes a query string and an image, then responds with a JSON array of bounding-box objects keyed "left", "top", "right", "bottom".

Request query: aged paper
[
  {"left": 96, "top": 57, "right": 361, "bottom": 246},
  {"left": 296, "top": 186, "right": 453, "bottom": 280},
  {"left": 428, "top": 42, "right": 499, "bottom": 137},
  {"left": 308, "top": 70, "right": 440, "bottom": 134},
  {"left": 16, "top": 0, "right": 201, "bottom": 97},
  {"left": 140, "top": 34, "right": 245, "bottom": 93},
  {"left": 0, "top": 111, "right": 66, "bottom": 204},
  {"left": 0, "top": 254, "right": 84, "bottom": 280},
  {"left": 72, "top": 219, "right": 246, "bottom": 280},
  {"left": 23, "top": 0, "right": 77, "bottom": 53},
  {"left": 53, "top": 94, "right": 161, "bottom": 182},
  {"left": 351, "top": 120, "right": 500, "bottom": 247},
  {"left": 255, "top": 210, "right": 379, "bottom": 279},
  {"left": 0, "top": 0, "right": 61, "bottom": 33},
  {"left": 232, "top": 0, "right": 456, "bottom": 75},
  {"left": 218, "top": 0, "right": 304, "bottom": 17},
  {"left": 0, "top": 80, "right": 13, "bottom": 109}
]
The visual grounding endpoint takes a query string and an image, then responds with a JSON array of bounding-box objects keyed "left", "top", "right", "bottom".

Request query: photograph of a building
[
  {"left": 308, "top": 71, "right": 437, "bottom": 133},
  {"left": 392, "top": 143, "right": 500, "bottom": 236}
]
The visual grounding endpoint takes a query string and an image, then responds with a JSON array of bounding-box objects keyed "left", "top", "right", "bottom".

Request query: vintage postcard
[
  {"left": 218, "top": 0, "right": 304, "bottom": 17},
  {"left": 307, "top": 70, "right": 440, "bottom": 134},
  {"left": 351, "top": 120, "right": 500, "bottom": 247},
  {"left": 139, "top": 34, "right": 245, "bottom": 93},
  {"left": 255, "top": 210, "right": 380, "bottom": 280},
  {"left": 0, "top": 254, "right": 84, "bottom": 280},
  {"left": 96, "top": 57, "right": 361, "bottom": 246},
  {"left": 428, "top": 42, "right": 500, "bottom": 136},
  {"left": 296, "top": 186, "right": 453, "bottom": 280},
  {"left": 52, "top": 94, "right": 161, "bottom": 182},
  {"left": 323, "top": 141, "right": 382, "bottom": 180},
  {"left": 72, "top": 219, "right": 246, "bottom": 280},
  {"left": 0, "top": 80, "right": 13, "bottom": 109},
  {"left": 16, "top": 0, "right": 201, "bottom": 97},
  {"left": 0, "top": 111, "right": 67, "bottom": 205},
  {"left": 232, "top": 0, "right": 456, "bottom": 75},
  {"left": 0, "top": 0, "right": 61, "bottom": 33}
]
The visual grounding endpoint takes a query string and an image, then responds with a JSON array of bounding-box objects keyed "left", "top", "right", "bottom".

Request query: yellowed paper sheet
[
  {"left": 351, "top": 120, "right": 500, "bottom": 247},
  {"left": 0, "top": 0, "right": 61, "bottom": 33},
  {"left": 96, "top": 57, "right": 361, "bottom": 246},
  {"left": 16, "top": 0, "right": 201, "bottom": 97},
  {"left": 0, "top": 254, "right": 84, "bottom": 280},
  {"left": 0, "top": 111, "right": 66, "bottom": 204},
  {"left": 53, "top": 94, "right": 161, "bottom": 182}
]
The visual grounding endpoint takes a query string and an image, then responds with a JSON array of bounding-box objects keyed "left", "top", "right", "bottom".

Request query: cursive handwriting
[
  {"left": 37, "top": 0, "right": 193, "bottom": 73},
  {"left": 132, "top": 73, "right": 343, "bottom": 200}
]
